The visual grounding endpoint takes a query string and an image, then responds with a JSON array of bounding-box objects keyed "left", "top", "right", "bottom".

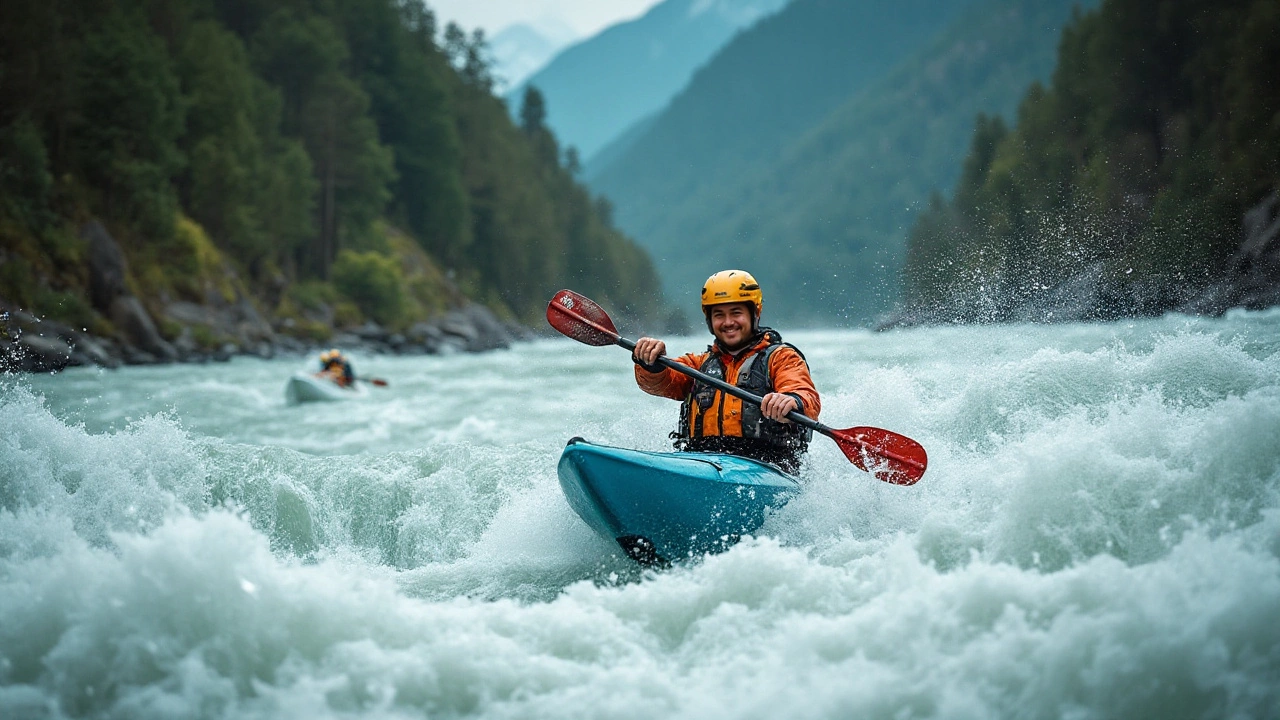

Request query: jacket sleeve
[
  {"left": 769, "top": 347, "right": 821, "bottom": 420},
  {"left": 634, "top": 352, "right": 701, "bottom": 401}
]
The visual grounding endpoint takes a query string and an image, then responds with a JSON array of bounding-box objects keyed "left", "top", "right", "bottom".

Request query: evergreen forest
[
  {"left": 0, "top": 0, "right": 663, "bottom": 349},
  {"left": 903, "top": 0, "right": 1280, "bottom": 322}
]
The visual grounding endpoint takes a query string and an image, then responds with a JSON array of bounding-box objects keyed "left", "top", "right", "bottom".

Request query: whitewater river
[{"left": 3, "top": 309, "right": 1279, "bottom": 718}]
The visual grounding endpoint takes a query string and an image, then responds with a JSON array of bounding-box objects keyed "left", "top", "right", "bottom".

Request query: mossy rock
[{"left": 132, "top": 214, "right": 244, "bottom": 305}]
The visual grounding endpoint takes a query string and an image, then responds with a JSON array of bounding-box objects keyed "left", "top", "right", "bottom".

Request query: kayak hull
[
  {"left": 285, "top": 373, "right": 363, "bottom": 404},
  {"left": 557, "top": 438, "right": 800, "bottom": 565}
]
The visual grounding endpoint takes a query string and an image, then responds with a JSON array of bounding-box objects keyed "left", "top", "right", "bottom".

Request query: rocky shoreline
[
  {"left": 0, "top": 301, "right": 540, "bottom": 373},
  {"left": 1, "top": 221, "right": 540, "bottom": 374}
]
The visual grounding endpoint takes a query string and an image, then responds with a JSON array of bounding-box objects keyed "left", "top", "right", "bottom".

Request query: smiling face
[{"left": 707, "top": 302, "right": 755, "bottom": 351}]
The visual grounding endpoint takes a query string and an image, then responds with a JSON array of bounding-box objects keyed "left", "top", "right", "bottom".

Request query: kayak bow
[
  {"left": 557, "top": 437, "right": 800, "bottom": 565},
  {"left": 284, "top": 372, "right": 366, "bottom": 404}
]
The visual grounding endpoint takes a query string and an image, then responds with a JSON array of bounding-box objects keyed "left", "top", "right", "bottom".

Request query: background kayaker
[
  {"left": 631, "top": 270, "right": 821, "bottom": 473},
  {"left": 317, "top": 349, "right": 356, "bottom": 388}
]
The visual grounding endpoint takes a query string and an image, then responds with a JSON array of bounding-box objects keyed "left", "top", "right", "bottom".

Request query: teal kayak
[
  {"left": 557, "top": 437, "right": 800, "bottom": 565},
  {"left": 284, "top": 373, "right": 366, "bottom": 404}
]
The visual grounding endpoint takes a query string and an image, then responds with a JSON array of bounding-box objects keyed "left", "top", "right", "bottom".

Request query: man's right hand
[{"left": 632, "top": 337, "right": 666, "bottom": 368}]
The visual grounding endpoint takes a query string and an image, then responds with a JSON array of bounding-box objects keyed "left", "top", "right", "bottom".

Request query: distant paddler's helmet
[
  {"left": 320, "top": 349, "right": 341, "bottom": 365},
  {"left": 701, "top": 269, "right": 763, "bottom": 330}
]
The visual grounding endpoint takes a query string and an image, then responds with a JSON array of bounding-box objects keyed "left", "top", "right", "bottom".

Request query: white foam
[{"left": 3, "top": 313, "right": 1279, "bottom": 717}]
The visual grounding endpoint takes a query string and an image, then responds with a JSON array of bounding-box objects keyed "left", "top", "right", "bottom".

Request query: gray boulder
[
  {"left": 69, "top": 332, "right": 119, "bottom": 368},
  {"left": 1181, "top": 191, "right": 1280, "bottom": 315},
  {"left": 110, "top": 295, "right": 177, "bottom": 361},
  {"left": 85, "top": 221, "right": 128, "bottom": 311},
  {"left": 164, "top": 291, "right": 275, "bottom": 350},
  {"left": 82, "top": 220, "right": 179, "bottom": 360},
  {"left": 439, "top": 304, "right": 512, "bottom": 352},
  {"left": 1, "top": 307, "right": 121, "bottom": 370},
  {"left": 407, "top": 321, "right": 446, "bottom": 354},
  {"left": 354, "top": 321, "right": 387, "bottom": 341},
  {"left": 17, "top": 333, "right": 73, "bottom": 371}
]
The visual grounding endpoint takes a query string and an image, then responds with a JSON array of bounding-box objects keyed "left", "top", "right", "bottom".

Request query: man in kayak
[
  {"left": 630, "top": 270, "right": 821, "bottom": 473},
  {"left": 317, "top": 349, "right": 356, "bottom": 388}
]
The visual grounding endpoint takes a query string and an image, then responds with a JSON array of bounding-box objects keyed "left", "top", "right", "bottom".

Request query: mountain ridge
[
  {"left": 509, "top": 0, "right": 788, "bottom": 160},
  {"left": 589, "top": 0, "right": 1093, "bottom": 324}
]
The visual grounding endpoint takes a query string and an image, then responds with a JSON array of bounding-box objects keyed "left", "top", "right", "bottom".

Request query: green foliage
[
  {"left": 0, "top": 252, "right": 94, "bottom": 330},
  {"left": 332, "top": 300, "right": 363, "bottom": 329},
  {"left": 74, "top": 5, "right": 185, "bottom": 242},
  {"left": 520, "top": 87, "right": 547, "bottom": 135},
  {"left": 331, "top": 249, "right": 406, "bottom": 328},
  {"left": 34, "top": 288, "right": 96, "bottom": 330},
  {"left": 189, "top": 324, "right": 222, "bottom": 349},
  {"left": 176, "top": 20, "right": 316, "bottom": 271},
  {"left": 905, "top": 0, "right": 1280, "bottom": 319},
  {"left": 249, "top": 7, "right": 397, "bottom": 277},
  {"left": 172, "top": 214, "right": 238, "bottom": 303},
  {"left": 452, "top": 76, "right": 662, "bottom": 323},
  {"left": 0, "top": 255, "right": 39, "bottom": 311},
  {"left": 384, "top": 228, "right": 454, "bottom": 319},
  {"left": 0, "top": 116, "right": 55, "bottom": 233},
  {"left": 287, "top": 280, "right": 340, "bottom": 313},
  {"left": 333, "top": 0, "right": 469, "bottom": 262},
  {"left": 0, "top": 0, "right": 667, "bottom": 333}
]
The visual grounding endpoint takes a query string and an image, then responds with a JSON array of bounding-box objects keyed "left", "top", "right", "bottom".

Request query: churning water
[{"left": 3, "top": 310, "right": 1279, "bottom": 718}]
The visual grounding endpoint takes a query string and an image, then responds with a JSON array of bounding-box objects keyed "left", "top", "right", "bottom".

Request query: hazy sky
[{"left": 428, "top": 0, "right": 664, "bottom": 39}]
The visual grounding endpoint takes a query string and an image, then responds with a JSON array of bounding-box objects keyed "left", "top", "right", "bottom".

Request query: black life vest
[{"left": 676, "top": 329, "right": 812, "bottom": 451}]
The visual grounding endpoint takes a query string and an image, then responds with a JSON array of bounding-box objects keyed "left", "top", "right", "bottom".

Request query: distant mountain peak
[
  {"left": 509, "top": 0, "right": 790, "bottom": 160},
  {"left": 490, "top": 21, "right": 579, "bottom": 89}
]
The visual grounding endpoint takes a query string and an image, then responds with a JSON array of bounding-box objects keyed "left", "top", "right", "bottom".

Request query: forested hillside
[
  {"left": 904, "top": 0, "right": 1280, "bottom": 323},
  {"left": 588, "top": 0, "right": 981, "bottom": 321},
  {"left": 0, "top": 0, "right": 662, "bottom": 360},
  {"left": 659, "top": 0, "right": 1094, "bottom": 323}
]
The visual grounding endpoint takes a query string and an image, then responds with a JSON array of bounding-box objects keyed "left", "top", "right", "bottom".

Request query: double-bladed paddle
[{"left": 546, "top": 289, "right": 928, "bottom": 485}]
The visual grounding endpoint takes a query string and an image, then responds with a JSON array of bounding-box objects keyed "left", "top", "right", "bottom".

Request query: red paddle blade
[
  {"left": 547, "top": 290, "right": 620, "bottom": 346},
  {"left": 369, "top": 378, "right": 388, "bottom": 387},
  {"left": 831, "top": 426, "right": 928, "bottom": 486}
]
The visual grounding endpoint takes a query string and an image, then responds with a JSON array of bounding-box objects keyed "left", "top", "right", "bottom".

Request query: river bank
[
  {"left": 1, "top": 218, "right": 544, "bottom": 373},
  {"left": 0, "top": 300, "right": 539, "bottom": 373}
]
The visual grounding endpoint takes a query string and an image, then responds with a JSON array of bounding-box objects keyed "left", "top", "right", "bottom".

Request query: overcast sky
[{"left": 427, "top": 0, "right": 664, "bottom": 39}]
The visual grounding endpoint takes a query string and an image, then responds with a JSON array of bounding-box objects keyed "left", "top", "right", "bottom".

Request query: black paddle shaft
[{"left": 616, "top": 337, "right": 832, "bottom": 437}]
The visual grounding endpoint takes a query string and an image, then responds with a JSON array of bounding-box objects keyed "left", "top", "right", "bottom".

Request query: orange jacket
[{"left": 635, "top": 334, "right": 820, "bottom": 436}]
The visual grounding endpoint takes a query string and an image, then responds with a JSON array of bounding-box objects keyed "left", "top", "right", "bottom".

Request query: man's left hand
[{"left": 760, "top": 393, "right": 798, "bottom": 423}]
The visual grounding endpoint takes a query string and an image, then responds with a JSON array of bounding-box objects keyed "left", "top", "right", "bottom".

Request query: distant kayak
[
  {"left": 557, "top": 437, "right": 800, "bottom": 565},
  {"left": 284, "top": 372, "right": 366, "bottom": 404}
]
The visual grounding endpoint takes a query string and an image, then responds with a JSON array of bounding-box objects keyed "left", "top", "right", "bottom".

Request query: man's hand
[
  {"left": 632, "top": 337, "right": 667, "bottom": 367},
  {"left": 760, "top": 392, "right": 799, "bottom": 423}
]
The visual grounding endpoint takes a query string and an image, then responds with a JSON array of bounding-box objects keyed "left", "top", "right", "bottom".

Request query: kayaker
[
  {"left": 317, "top": 349, "right": 356, "bottom": 388},
  {"left": 631, "top": 270, "right": 821, "bottom": 473}
]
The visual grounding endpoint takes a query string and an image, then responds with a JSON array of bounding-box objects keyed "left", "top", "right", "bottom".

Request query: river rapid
[{"left": 3, "top": 310, "right": 1279, "bottom": 719}]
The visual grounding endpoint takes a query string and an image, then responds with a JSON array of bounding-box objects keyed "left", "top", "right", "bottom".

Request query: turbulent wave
[{"left": 2, "top": 313, "right": 1279, "bottom": 718}]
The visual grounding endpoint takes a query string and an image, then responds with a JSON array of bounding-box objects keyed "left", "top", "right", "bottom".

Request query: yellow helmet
[
  {"left": 320, "top": 349, "right": 340, "bottom": 363},
  {"left": 701, "top": 269, "right": 762, "bottom": 317}
]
